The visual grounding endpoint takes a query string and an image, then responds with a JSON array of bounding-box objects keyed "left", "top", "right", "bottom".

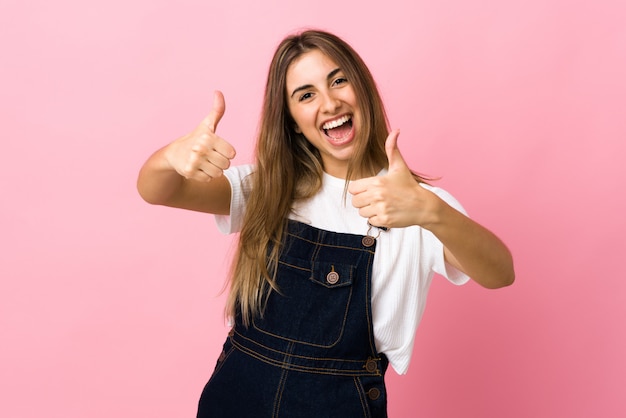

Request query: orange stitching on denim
[
  {"left": 233, "top": 329, "right": 367, "bottom": 363},
  {"left": 277, "top": 260, "right": 311, "bottom": 271},
  {"left": 365, "top": 251, "right": 378, "bottom": 356},
  {"left": 205, "top": 342, "right": 236, "bottom": 386},
  {"left": 272, "top": 365, "right": 288, "bottom": 418},
  {"left": 231, "top": 339, "right": 381, "bottom": 376},
  {"left": 251, "top": 286, "right": 353, "bottom": 348},
  {"left": 353, "top": 377, "right": 371, "bottom": 418},
  {"left": 285, "top": 232, "right": 376, "bottom": 255}
]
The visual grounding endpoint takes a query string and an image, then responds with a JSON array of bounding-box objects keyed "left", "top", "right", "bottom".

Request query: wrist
[{"left": 419, "top": 194, "right": 453, "bottom": 233}]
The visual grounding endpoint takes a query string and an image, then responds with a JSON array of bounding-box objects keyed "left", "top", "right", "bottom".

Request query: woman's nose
[{"left": 320, "top": 91, "right": 341, "bottom": 113}]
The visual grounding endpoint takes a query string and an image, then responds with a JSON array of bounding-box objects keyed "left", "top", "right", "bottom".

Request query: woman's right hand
[
  {"left": 137, "top": 90, "right": 237, "bottom": 213},
  {"left": 165, "top": 90, "right": 236, "bottom": 181}
]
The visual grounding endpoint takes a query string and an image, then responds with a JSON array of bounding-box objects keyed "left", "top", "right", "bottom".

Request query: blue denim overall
[{"left": 197, "top": 220, "right": 388, "bottom": 417}]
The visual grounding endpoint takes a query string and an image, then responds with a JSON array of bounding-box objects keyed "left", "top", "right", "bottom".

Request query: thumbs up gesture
[
  {"left": 348, "top": 129, "right": 441, "bottom": 229},
  {"left": 165, "top": 90, "right": 236, "bottom": 181}
]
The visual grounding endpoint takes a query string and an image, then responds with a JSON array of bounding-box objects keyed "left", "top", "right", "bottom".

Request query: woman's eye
[
  {"left": 333, "top": 77, "right": 348, "bottom": 86},
  {"left": 298, "top": 92, "right": 313, "bottom": 102}
]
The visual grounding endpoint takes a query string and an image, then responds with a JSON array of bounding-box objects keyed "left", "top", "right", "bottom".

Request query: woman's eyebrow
[{"left": 290, "top": 68, "right": 342, "bottom": 98}]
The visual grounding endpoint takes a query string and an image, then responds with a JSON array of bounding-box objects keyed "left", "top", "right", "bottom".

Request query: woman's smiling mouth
[{"left": 322, "top": 115, "right": 353, "bottom": 142}]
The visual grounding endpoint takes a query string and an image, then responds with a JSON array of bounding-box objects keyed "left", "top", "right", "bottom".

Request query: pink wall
[{"left": 1, "top": 0, "right": 624, "bottom": 417}]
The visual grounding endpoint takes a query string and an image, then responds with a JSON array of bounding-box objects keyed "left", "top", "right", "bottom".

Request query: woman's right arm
[{"left": 137, "top": 91, "right": 236, "bottom": 215}]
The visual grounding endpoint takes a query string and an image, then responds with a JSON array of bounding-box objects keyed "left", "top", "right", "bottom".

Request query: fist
[
  {"left": 349, "top": 129, "right": 439, "bottom": 228},
  {"left": 167, "top": 91, "right": 236, "bottom": 181}
]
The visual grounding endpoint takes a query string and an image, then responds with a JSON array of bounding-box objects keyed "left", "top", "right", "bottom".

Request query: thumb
[
  {"left": 205, "top": 90, "right": 226, "bottom": 132},
  {"left": 385, "top": 129, "right": 408, "bottom": 173}
]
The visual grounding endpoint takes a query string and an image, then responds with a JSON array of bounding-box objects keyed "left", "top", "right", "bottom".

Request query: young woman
[{"left": 138, "top": 30, "right": 514, "bottom": 418}]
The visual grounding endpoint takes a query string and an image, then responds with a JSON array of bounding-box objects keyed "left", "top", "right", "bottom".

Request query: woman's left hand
[{"left": 348, "top": 129, "right": 443, "bottom": 230}]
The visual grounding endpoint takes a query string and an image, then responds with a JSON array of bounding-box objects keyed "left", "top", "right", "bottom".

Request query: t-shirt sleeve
[
  {"left": 214, "top": 164, "right": 254, "bottom": 234},
  {"left": 421, "top": 184, "right": 471, "bottom": 285}
]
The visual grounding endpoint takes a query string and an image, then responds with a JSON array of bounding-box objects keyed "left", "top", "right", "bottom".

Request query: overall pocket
[{"left": 253, "top": 255, "right": 355, "bottom": 347}]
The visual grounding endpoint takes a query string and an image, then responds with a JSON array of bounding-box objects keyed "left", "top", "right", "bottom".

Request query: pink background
[{"left": 1, "top": 0, "right": 625, "bottom": 417}]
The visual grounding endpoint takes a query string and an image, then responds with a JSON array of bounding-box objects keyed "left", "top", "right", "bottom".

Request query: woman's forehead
[{"left": 286, "top": 50, "right": 341, "bottom": 86}]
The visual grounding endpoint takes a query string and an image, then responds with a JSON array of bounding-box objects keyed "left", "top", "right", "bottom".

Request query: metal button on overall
[
  {"left": 326, "top": 270, "right": 339, "bottom": 284},
  {"left": 365, "top": 358, "right": 378, "bottom": 373},
  {"left": 367, "top": 388, "right": 381, "bottom": 401},
  {"left": 362, "top": 236, "right": 375, "bottom": 247}
]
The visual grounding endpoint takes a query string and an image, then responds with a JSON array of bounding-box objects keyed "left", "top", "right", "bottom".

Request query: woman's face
[{"left": 285, "top": 49, "right": 360, "bottom": 179}]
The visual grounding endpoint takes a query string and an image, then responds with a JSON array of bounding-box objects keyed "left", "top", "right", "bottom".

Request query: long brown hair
[{"left": 226, "top": 30, "right": 414, "bottom": 325}]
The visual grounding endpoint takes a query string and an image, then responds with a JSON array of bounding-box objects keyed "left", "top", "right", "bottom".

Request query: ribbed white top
[{"left": 215, "top": 164, "right": 469, "bottom": 374}]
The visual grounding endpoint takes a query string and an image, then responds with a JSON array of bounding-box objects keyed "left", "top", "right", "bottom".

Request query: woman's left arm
[
  {"left": 349, "top": 129, "right": 515, "bottom": 288},
  {"left": 426, "top": 200, "right": 515, "bottom": 288}
]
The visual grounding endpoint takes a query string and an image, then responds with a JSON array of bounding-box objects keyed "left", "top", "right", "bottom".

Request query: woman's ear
[{"left": 294, "top": 124, "right": 302, "bottom": 134}]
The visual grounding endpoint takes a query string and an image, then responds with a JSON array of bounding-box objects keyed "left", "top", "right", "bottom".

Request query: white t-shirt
[{"left": 215, "top": 164, "right": 469, "bottom": 374}]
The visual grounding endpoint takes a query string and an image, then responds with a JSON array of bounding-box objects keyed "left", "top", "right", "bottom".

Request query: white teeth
[{"left": 322, "top": 115, "right": 351, "bottom": 130}]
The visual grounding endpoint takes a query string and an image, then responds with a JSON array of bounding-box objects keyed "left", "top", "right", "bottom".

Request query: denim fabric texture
[{"left": 197, "top": 220, "right": 389, "bottom": 418}]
